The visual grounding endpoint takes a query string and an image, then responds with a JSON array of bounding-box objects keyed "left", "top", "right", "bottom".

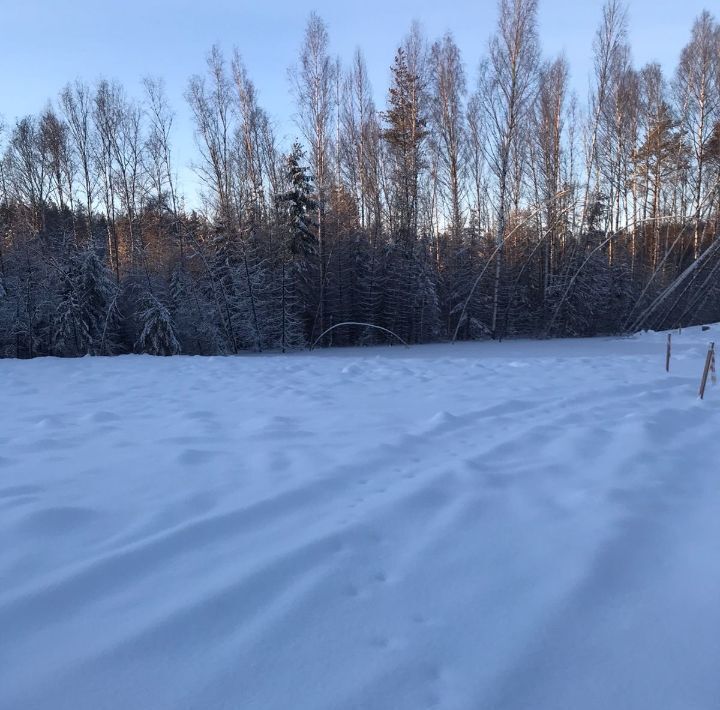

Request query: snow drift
[{"left": 1, "top": 327, "right": 719, "bottom": 709}]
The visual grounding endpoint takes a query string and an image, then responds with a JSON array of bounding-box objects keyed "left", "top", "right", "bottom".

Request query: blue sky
[{"left": 1, "top": 0, "right": 713, "bottom": 201}]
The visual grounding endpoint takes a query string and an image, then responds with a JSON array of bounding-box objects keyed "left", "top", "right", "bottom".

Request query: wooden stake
[
  {"left": 665, "top": 333, "right": 672, "bottom": 373},
  {"left": 699, "top": 342, "right": 715, "bottom": 400},
  {"left": 712, "top": 345, "right": 717, "bottom": 386}
]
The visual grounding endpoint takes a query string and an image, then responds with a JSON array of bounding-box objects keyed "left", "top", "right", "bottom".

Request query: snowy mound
[{"left": 1, "top": 326, "right": 719, "bottom": 709}]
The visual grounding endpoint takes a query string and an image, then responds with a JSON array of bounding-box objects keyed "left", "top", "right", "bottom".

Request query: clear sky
[{"left": 1, "top": 0, "right": 714, "bottom": 202}]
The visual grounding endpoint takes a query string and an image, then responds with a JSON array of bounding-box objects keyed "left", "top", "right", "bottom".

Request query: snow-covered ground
[{"left": 1, "top": 327, "right": 719, "bottom": 710}]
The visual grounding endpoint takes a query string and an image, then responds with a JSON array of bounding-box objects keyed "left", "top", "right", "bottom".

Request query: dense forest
[{"left": 0, "top": 0, "right": 719, "bottom": 357}]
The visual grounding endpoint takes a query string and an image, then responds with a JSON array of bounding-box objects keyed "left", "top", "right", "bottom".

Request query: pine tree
[
  {"left": 169, "top": 263, "right": 221, "bottom": 354},
  {"left": 275, "top": 141, "right": 318, "bottom": 349},
  {"left": 278, "top": 142, "right": 318, "bottom": 255},
  {"left": 382, "top": 48, "right": 437, "bottom": 343},
  {"left": 53, "top": 267, "right": 91, "bottom": 356},
  {"left": 383, "top": 47, "right": 428, "bottom": 241},
  {"left": 52, "top": 246, "right": 117, "bottom": 357},
  {"left": 78, "top": 246, "right": 118, "bottom": 353},
  {"left": 136, "top": 292, "right": 181, "bottom": 355}
]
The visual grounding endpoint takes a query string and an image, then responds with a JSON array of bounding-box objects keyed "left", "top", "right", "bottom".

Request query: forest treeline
[{"left": 1, "top": 0, "right": 719, "bottom": 357}]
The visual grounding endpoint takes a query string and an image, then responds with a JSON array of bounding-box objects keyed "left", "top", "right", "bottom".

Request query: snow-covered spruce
[{"left": 135, "top": 292, "right": 181, "bottom": 356}]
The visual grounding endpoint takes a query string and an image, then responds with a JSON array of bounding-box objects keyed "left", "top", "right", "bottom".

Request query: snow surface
[{"left": 1, "top": 327, "right": 719, "bottom": 710}]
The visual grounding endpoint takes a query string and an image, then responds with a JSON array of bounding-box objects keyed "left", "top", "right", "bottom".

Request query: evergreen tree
[
  {"left": 276, "top": 141, "right": 318, "bottom": 348},
  {"left": 78, "top": 246, "right": 118, "bottom": 353},
  {"left": 383, "top": 47, "right": 428, "bottom": 240},
  {"left": 3, "top": 9, "right": 720, "bottom": 360},
  {"left": 53, "top": 267, "right": 91, "bottom": 356},
  {"left": 136, "top": 292, "right": 181, "bottom": 355}
]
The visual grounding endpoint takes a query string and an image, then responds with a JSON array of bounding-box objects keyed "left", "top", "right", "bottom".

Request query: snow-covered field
[{"left": 1, "top": 327, "right": 719, "bottom": 710}]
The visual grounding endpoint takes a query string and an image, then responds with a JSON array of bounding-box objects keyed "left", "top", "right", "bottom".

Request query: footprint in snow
[
  {"left": 184, "top": 410, "right": 216, "bottom": 421},
  {"left": 343, "top": 583, "right": 361, "bottom": 598},
  {"left": 369, "top": 635, "right": 393, "bottom": 649},
  {"left": 177, "top": 449, "right": 222, "bottom": 466},
  {"left": 340, "top": 362, "right": 364, "bottom": 376}
]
